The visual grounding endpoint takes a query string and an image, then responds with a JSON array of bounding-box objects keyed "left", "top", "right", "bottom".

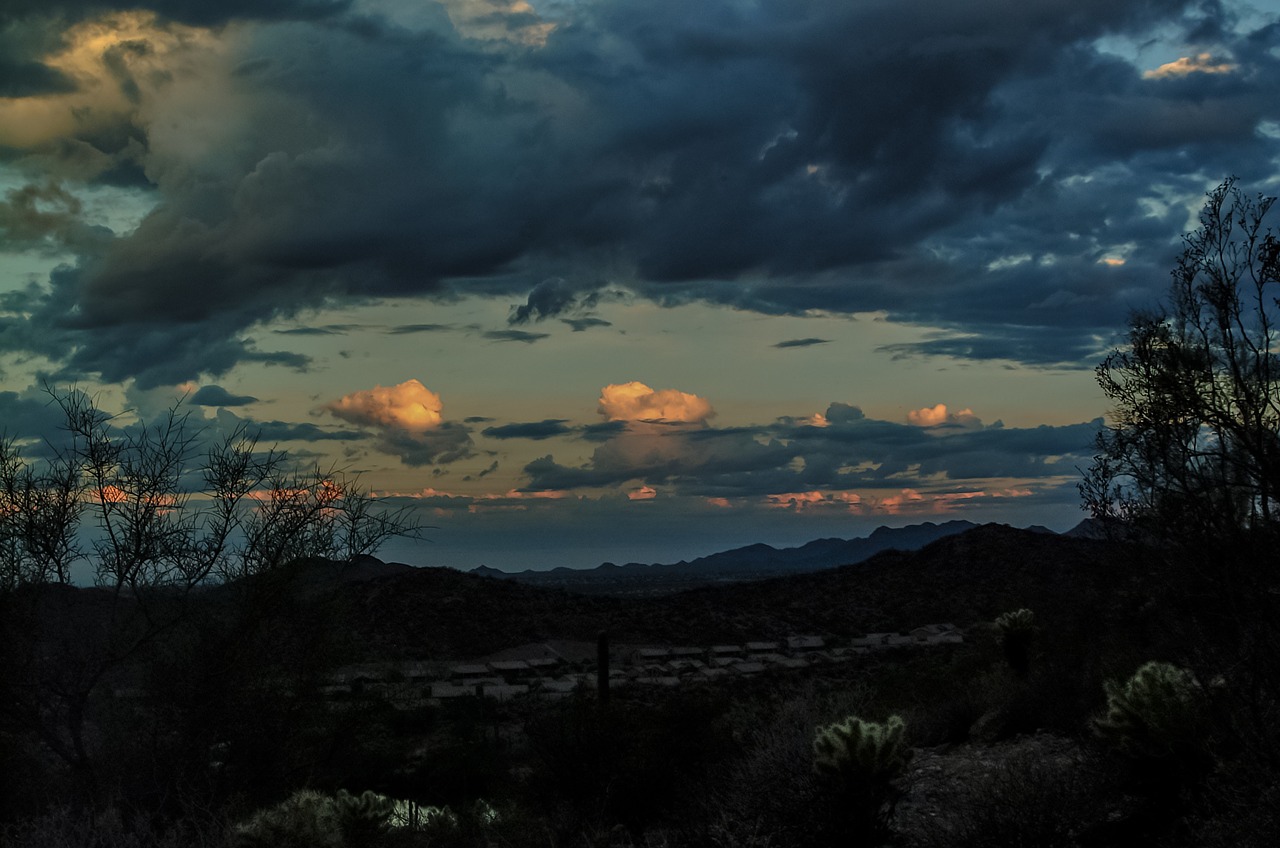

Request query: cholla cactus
[
  {"left": 234, "top": 790, "right": 345, "bottom": 848},
  {"left": 1094, "top": 661, "right": 1213, "bottom": 791},
  {"left": 995, "top": 608, "right": 1036, "bottom": 674},
  {"left": 995, "top": 608, "right": 1035, "bottom": 634},
  {"left": 813, "top": 714, "right": 910, "bottom": 786},
  {"left": 335, "top": 789, "right": 396, "bottom": 845},
  {"left": 235, "top": 789, "right": 401, "bottom": 848},
  {"left": 812, "top": 714, "right": 911, "bottom": 839}
]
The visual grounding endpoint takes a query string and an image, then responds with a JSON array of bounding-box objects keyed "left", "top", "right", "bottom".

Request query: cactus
[
  {"left": 235, "top": 788, "right": 401, "bottom": 848},
  {"left": 335, "top": 789, "right": 396, "bottom": 846},
  {"left": 812, "top": 714, "right": 911, "bottom": 839},
  {"left": 995, "top": 608, "right": 1035, "bottom": 675},
  {"left": 234, "top": 789, "right": 345, "bottom": 848},
  {"left": 1094, "top": 661, "right": 1213, "bottom": 792}
]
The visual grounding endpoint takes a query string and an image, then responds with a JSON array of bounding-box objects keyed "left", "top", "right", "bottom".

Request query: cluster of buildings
[{"left": 320, "top": 624, "right": 964, "bottom": 704}]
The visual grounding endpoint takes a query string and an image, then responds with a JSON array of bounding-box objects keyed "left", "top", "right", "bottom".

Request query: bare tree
[{"left": 0, "top": 388, "right": 418, "bottom": 805}]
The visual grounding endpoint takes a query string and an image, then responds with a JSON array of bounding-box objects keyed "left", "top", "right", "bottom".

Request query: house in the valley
[{"left": 787, "top": 635, "right": 825, "bottom": 653}]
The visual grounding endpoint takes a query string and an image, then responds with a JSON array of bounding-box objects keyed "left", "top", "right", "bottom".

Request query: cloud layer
[{"left": 0, "top": 1, "right": 1276, "bottom": 383}]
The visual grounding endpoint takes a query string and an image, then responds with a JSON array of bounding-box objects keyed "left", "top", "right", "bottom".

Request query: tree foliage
[{"left": 1082, "top": 177, "right": 1280, "bottom": 550}]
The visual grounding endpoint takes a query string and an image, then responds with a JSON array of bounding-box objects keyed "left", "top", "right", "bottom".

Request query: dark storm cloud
[
  {"left": 0, "top": 58, "right": 76, "bottom": 97},
  {"left": 522, "top": 404, "right": 1098, "bottom": 497},
  {"left": 481, "top": 420, "right": 574, "bottom": 441},
  {"left": 387, "top": 323, "right": 454, "bottom": 335},
  {"left": 0, "top": 389, "right": 69, "bottom": 442},
  {"left": 0, "top": 0, "right": 349, "bottom": 27},
  {"left": 246, "top": 419, "right": 368, "bottom": 443},
  {"left": 4, "top": 0, "right": 1278, "bottom": 381},
  {"left": 483, "top": 330, "right": 550, "bottom": 344},
  {"left": 774, "top": 338, "right": 830, "bottom": 349},
  {"left": 372, "top": 422, "right": 475, "bottom": 467},
  {"left": 562, "top": 317, "right": 612, "bottom": 332},
  {"left": 189, "top": 385, "right": 258, "bottom": 407},
  {"left": 273, "top": 324, "right": 360, "bottom": 336}
]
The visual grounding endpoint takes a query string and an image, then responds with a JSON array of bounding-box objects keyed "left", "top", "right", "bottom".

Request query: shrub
[
  {"left": 994, "top": 609, "right": 1035, "bottom": 676},
  {"left": 234, "top": 789, "right": 346, "bottom": 848},
  {"left": 334, "top": 790, "right": 396, "bottom": 847},
  {"left": 234, "top": 788, "right": 400, "bottom": 848},
  {"left": 910, "top": 742, "right": 1109, "bottom": 848}
]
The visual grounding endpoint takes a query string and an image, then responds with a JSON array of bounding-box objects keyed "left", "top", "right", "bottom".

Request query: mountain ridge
[{"left": 469, "top": 519, "right": 986, "bottom": 592}]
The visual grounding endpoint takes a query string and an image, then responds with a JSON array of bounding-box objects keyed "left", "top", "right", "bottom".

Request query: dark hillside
[{"left": 337, "top": 524, "right": 1153, "bottom": 658}]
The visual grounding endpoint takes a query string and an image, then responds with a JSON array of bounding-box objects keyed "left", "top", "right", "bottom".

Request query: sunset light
[{"left": 0, "top": 0, "right": 1277, "bottom": 571}]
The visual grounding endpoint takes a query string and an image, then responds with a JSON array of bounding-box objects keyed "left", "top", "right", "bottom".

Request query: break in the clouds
[
  {"left": 325, "top": 379, "right": 473, "bottom": 465},
  {"left": 0, "top": 1, "right": 1277, "bottom": 383}
]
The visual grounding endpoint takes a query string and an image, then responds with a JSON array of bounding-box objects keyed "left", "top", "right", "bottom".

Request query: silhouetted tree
[
  {"left": 1082, "top": 177, "right": 1280, "bottom": 556},
  {"left": 1082, "top": 178, "right": 1280, "bottom": 780},
  {"left": 0, "top": 388, "right": 417, "bottom": 810}
]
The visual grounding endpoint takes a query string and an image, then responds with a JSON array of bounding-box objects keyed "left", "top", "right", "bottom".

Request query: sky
[{"left": 2, "top": 0, "right": 1279, "bottom": 571}]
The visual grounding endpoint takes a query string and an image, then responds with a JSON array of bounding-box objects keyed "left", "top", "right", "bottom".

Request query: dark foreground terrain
[{"left": 2, "top": 523, "right": 1277, "bottom": 847}]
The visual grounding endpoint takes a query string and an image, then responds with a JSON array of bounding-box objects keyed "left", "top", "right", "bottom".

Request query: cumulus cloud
[
  {"left": 597, "top": 382, "right": 715, "bottom": 424},
  {"left": 327, "top": 379, "right": 444, "bottom": 432},
  {"left": 907, "top": 403, "right": 982, "bottom": 428},
  {"left": 325, "top": 379, "right": 473, "bottom": 465}
]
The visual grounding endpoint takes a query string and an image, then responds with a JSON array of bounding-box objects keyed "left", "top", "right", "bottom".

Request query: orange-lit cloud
[
  {"left": 878, "top": 488, "right": 926, "bottom": 514},
  {"left": 97, "top": 484, "right": 129, "bottom": 504},
  {"left": 1143, "top": 53, "right": 1236, "bottom": 79},
  {"left": 438, "top": 0, "right": 557, "bottom": 46},
  {"left": 628, "top": 485, "right": 658, "bottom": 500},
  {"left": 1098, "top": 257, "right": 1126, "bottom": 266},
  {"left": 906, "top": 403, "right": 979, "bottom": 428},
  {"left": 0, "top": 11, "right": 223, "bottom": 153},
  {"left": 326, "top": 379, "right": 445, "bottom": 433},
  {"left": 766, "top": 491, "right": 863, "bottom": 511},
  {"left": 597, "top": 381, "right": 715, "bottom": 424},
  {"left": 95, "top": 485, "right": 178, "bottom": 509}
]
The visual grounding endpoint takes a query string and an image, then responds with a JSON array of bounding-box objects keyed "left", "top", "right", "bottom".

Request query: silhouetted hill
[
  {"left": 336, "top": 523, "right": 1146, "bottom": 659},
  {"left": 474, "top": 520, "right": 980, "bottom": 594},
  {"left": 7, "top": 523, "right": 1150, "bottom": 664}
]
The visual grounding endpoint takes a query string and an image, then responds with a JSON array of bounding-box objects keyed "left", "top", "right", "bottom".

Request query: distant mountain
[
  {"left": 472, "top": 520, "right": 981, "bottom": 594},
  {"left": 340, "top": 522, "right": 1139, "bottom": 658}
]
